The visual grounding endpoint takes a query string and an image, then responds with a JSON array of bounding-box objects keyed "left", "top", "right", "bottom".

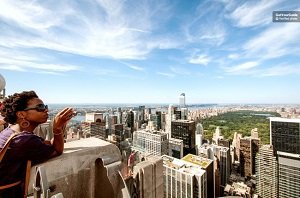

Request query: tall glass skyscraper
[{"left": 271, "top": 118, "right": 300, "bottom": 154}]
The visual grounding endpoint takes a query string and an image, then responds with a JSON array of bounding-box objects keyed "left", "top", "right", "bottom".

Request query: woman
[{"left": 0, "top": 91, "right": 75, "bottom": 197}]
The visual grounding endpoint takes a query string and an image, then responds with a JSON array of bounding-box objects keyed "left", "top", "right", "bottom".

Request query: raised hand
[{"left": 53, "top": 107, "right": 75, "bottom": 133}]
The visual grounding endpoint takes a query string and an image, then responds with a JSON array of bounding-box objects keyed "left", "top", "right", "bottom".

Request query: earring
[{"left": 20, "top": 119, "right": 30, "bottom": 128}]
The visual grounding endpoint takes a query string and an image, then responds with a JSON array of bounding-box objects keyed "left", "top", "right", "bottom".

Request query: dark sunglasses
[{"left": 24, "top": 104, "right": 48, "bottom": 112}]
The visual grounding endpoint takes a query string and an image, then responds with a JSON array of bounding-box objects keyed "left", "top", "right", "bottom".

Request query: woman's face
[{"left": 23, "top": 98, "right": 49, "bottom": 124}]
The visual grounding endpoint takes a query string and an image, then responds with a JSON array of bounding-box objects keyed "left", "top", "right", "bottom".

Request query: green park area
[{"left": 200, "top": 110, "right": 281, "bottom": 144}]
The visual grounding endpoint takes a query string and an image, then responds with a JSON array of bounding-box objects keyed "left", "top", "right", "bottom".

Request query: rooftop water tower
[{"left": 0, "top": 74, "right": 6, "bottom": 102}]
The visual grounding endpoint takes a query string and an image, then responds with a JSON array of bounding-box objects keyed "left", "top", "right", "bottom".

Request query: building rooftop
[
  {"left": 224, "top": 182, "right": 251, "bottom": 197},
  {"left": 162, "top": 155, "right": 206, "bottom": 176},
  {"left": 172, "top": 119, "right": 195, "bottom": 123},
  {"left": 261, "top": 144, "right": 274, "bottom": 150},
  {"left": 169, "top": 138, "right": 183, "bottom": 143},
  {"left": 200, "top": 143, "right": 229, "bottom": 152},
  {"left": 135, "top": 129, "right": 167, "bottom": 136},
  {"left": 269, "top": 117, "right": 300, "bottom": 123},
  {"left": 181, "top": 154, "right": 213, "bottom": 169}
]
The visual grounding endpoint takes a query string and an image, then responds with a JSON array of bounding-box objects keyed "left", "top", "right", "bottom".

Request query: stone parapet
[
  {"left": 27, "top": 138, "right": 122, "bottom": 198},
  {"left": 133, "top": 156, "right": 164, "bottom": 198}
]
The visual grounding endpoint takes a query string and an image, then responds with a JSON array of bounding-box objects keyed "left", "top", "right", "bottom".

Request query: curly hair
[{"left": 0, "top": 91, "right": 39, "bottom": 124}]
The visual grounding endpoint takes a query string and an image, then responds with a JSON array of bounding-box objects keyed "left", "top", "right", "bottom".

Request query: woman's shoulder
[
  {"left": 0, "top": 127, "right": 14, "bottom": 148},
  {"left": 13, "top": 131, "right": 43, "bottom": 145},
  {"left": 1, "top": 127, "right": 45, "bottom": 150}
]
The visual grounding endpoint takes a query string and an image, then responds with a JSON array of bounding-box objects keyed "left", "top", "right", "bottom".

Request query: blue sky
[{"left": 0, "top": 0, "right": 300, "bottom": 104}]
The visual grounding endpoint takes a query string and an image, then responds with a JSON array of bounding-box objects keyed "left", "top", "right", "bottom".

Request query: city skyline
[{"left": 0, "top": 0, "right": 300, "bottom": 104}]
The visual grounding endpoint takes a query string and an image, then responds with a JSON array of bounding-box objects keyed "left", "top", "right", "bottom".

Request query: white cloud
[
  {"left": 169, "top": 66, "right": 190, "bottom": 75},
  {"left": 0, "top": 65, "right": 25, "bottom": 72},
  {"left": 147, "top": 36, "right": 183, "bottom": 50},
  {"left": 0, "top": 0, "right": 176, "bottom": 61},
  {"left": 217, "top": 0, "right": 237, "bottom": 11},
  {"left": 36, "top": 71, "right": 65, "bottom": 76},
  {"left": 258, "top": 65, "right": 300, "bottom": 77},
  {"left": 0, "top": 0, "right": 67, "bottom": 30},
  {"left": 0, "top": 49, "right": 80, "bottom": 73},
  {"left": 189, "top": 54, "right": 211, "bottom": 65},
  {"left": 230, "top": 0, "right": 283, "bottom": 27},
  {"left": 119, "top": 61, "right": 145, "bottom": 71},
  {"left": 228, "top": 53, "right": 240, "bottom": 59},
  {"left": 157, "top": 72, "right": 175, "bottom": 78},
  {"left": 244, "top": 23, "right": 300, "bottom": 59},
  {"left": 185, "top": 22, "right": 226, "bottom": 46},
  {"left": 223, "top": 61, "right": 259, "bottom": 74},
  {"left": 215, "top": 76, "right": 224, "bottom": 79},
  {"left": 183, "top": 1, "right": 227, "bottom": 46},
  {"left": 128, "top": 65, "right": 144, "bottom": 71},
  {"left": 222, "top": 61, "right": 300, "bottom": 77},
  {"left": 94, "top": 68, "right": 117, "bottom": 76}
]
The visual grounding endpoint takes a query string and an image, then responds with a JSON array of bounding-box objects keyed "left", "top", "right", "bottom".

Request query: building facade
[
  {"left": 270, "top": 117, "right": 300, "bottom": 198},
  {"left": 132, "top": 129, "right": 168, "bottom": 156},
  {"left": 198, "top": 144, "right": 231, "bottom": 187},
  {"left": 179, "top": 93, "right": 186, "bottom": 108},
  {"left": 162, "top": 155, "right": 207, "bottom": 198},
  {"left": 182, "top": 154, "right": 214, "bottom": 198},
  {"left": 168, "top": 138, "right": 184, "bottom": 159},
  {"left": 239, "top": 137, "right": 260, "bottom": 177},
  {"left": 81, "top": 122, "right": 106, "bottom": 140},
  {"left": 277, "top": 153, "right": 300, "bottom": 198},
  {"left": 256, "top": 145, "right": 278, "bottom": 198},
  {"left": 270, "top": 117, "right": 300, "bottom": 155}
]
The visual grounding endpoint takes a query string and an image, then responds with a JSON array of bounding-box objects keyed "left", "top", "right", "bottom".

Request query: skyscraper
[
  {"left": 149, "top": 111, "right": 162, "bottom": 130},
  {"left": 171, "top": 120, "right": 196, "bottom": 155},
  {"left": 195, "top": 123, "right": 204, "bottom": 149},
  {"left": 125, "top": 110, "right": 134, "bottom": 131},
  {"left": 138, "top": 105, "right": 145, "bottom": 123},
  {"left": 239, "top": 137, "right": 260, "bottom": 177},
  {"left": 256, "top": 145, "right": 278, "bottom": 198},
  {"left": 270, "top": 117, "right": 300, "bottom": 154},
  {"left": 198, "top": 144, "right": 231, "bottom": 188},
  {"left": 165, "top": 104, "right": 175, "bottom": 136},
  {"left": 179, "top": 93, "right": 186, "bottom": 108},
  {"left": 270, "top": 117, "right": 300, "bottom": 198}
]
